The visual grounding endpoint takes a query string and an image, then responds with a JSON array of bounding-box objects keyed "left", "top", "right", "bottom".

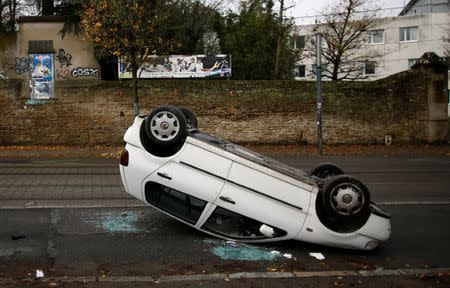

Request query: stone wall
[{"left": 0, "top": 68, "right": 447, "bottom": 146}]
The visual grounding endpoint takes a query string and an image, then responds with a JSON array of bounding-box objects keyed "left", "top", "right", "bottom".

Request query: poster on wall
[
  {"left": 30, "top": 53, "right": 54, "bottom": 99},
  {"left": 118, "top": 54, "right": 231, "bottom": 79}
]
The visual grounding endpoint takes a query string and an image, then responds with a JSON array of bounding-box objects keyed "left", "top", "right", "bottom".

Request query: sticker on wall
[{"left": 30, "top": 54, "right": 54, "bottom": 99}]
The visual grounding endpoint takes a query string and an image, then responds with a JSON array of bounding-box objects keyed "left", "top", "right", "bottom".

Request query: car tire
[
  {"left": 319, "top": 175, "right": 371, "bottom": 231},
  {"left": 310, "top": 162, "right": 344, "bottom": 179},
  {"left": 145, "top": 105, "right": 187, "bottom": 148},
  {"left": 178, "top": 106, "right": 198, "bottom": 130}
]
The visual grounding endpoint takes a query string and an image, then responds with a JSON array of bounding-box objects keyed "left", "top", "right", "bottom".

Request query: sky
[
  {"left": 223, "top": 0, "right": 416, "bottom": 24},
  {"left": 288, "top": 0, "right": 411, "bottom": 24}
]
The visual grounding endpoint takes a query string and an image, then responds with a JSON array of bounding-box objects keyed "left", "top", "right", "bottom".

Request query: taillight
[{"left": 120, "top": 149, "right": 129, "bottom": 166}]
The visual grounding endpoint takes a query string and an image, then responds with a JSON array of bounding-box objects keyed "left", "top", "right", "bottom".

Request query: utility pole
[{"left": 316, "top": 32, "right": 323, "bottom": 156}]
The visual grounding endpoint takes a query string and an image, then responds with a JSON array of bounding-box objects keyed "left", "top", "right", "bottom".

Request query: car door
[
  {"left": 202, "top": 161, "right": 311, "bottom": 240},
  {"left": 142, "top": 142, "right": 232, "bottom": 226}
]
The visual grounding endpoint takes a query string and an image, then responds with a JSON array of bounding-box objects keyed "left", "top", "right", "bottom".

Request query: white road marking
[{"left": 379, "top": 201, "right": 450, "bottom": 205}]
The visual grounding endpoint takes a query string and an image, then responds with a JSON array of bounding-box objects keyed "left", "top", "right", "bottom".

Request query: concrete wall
[
  {"left": 0, "top": 32, "right": 19, "bottom": 80},
  {"left": 0, "top": 67, "right": 447, "bottom": 146}
]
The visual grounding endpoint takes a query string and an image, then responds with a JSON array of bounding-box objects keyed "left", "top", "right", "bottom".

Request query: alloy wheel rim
[
  {"left": 150, "top": 111, "right": 180, "bottom": 141},
  {"left": 329, "top": 182, "right": 365, "bottom": 216}
]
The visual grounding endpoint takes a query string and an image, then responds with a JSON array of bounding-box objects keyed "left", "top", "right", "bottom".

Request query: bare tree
[
  {"left": 312, "top": 0, "right": 381, "bottom": 81},
  {"left": 443, "top": 23, "right": 450, "bottom": 57}
]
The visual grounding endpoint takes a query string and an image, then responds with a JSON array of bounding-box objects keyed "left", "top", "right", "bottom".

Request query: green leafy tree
[
  {"left": 80, "top": 0, "right": 178, "bottom": 115},
  {"left": 55, "top": 0, "right": 83, "bottom": 38},
  {"left": 273, "top": 0, "right": 298, "bottom": 79},
  {"left": 167, "top": 0, "right": 222, "bottom": 54},
  {"left": 221, "top": 0, "right": 276, "bottom": 79},
  {"left": 220, "top": 0, "right": 299, "bottom": 80}
]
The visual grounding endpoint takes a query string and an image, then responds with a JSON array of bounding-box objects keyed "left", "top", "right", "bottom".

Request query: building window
[
  {"left": 293, "top": 35, "right": 305, "bottom": 49},
  {"left": 295, "top": 65, "right": 306, "bottom": 77},
  {"left": 364, "top": 61, "right": 376, "bottom": 75},
  {"left": 400, "top": 27, "right": 418, "bottom": 42},
  {"left": 408, "top": 58, "right": 418, "bottom": 69},
  {"left": 28, "top": 40, "right": 54, "bottom": 53},
  {"left": 368, "top": 29, "right": 384, "bottom": 44}
]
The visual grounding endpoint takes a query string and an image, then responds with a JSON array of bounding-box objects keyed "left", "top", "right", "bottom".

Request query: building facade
[
  {"left": 0, "top": 16, "right": 99, "bottom": 99},
  {"left": 293, "top": 1, "right": 449, "bottom": 81}
]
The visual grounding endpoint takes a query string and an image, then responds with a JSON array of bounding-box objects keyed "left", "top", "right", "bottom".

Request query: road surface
[{"left": 0, "top": 155, "right": 449, "bottom": 287}]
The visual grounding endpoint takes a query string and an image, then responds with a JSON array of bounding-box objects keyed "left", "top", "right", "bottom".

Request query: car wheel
[
  {"left": 145, "top": 105, "right": 187, "bottom": 148},
  {"left": 320, "top": 175, "right": 371, "bottom": 230},
  {"left": 310, "top": 162, "right": 344, "bottom": 179},
  {"left": 178, "top": 106, "right": 198, "bottom": 130}
]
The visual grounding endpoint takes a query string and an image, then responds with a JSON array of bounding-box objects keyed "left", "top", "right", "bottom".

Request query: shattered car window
[
  {"left": 145, "top": 182, "right": 207, "bottom": 224},
  {"left": 202, "top": 207, "right": 286, "bottom": 240}
]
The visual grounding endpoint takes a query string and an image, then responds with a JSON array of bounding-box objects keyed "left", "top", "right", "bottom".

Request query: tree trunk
[
  {"left": 274, "top": 0, "right": 284, "bottom": 80},
  {"left": 130, "top": 54, "right": 139, "bottom": 116},
  {"left": 331, "top": 57, "right": 341, "bottom": 81},
  {"left": 332, "top": 65, "right": 339, "bottom": 81}
]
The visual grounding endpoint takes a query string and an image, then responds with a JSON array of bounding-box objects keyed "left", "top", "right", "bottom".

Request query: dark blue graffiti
[
  {"left": 14, "top": 57, "right": 31, "bottom": 74},
  {"left": 0, "top": 66, "right": 6, "bottom": 79}
]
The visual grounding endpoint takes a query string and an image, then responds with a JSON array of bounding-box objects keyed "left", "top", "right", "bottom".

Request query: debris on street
[{"left": 309, "top": 252, "right": 325, "bottom": 260}]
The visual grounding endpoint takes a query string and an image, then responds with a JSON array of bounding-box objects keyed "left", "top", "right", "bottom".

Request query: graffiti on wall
[
  {"left": 14, "top": 57, "right": 31, "bottom": 74},
  {"left": 71, "top": 67, "right": 99, "bottom": 77},
  {"left": 0, "top": 65, "right": 7, "bottom": 79},
  {"left": 55, "top": 48, "right": 73, "bottom": 68},
  {"left": 55, "top": 48, "right": 72, "bottom": 80},
  {"left": 56, "top": 69, "right": 71, "bottom": 80},
  {"left": 2, "top": 48, "right": 99, "bottom": 80}
]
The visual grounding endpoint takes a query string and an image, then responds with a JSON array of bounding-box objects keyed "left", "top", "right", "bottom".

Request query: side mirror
[{"left": 259, "top": 224, "right": 275, "bottom": 238}]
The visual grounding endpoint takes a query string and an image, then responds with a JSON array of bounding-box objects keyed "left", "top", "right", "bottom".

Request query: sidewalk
[
  {"left": 0, "top": 156, "right": 143, "bottom": 209},
  {"left": 0, "top": 145, "right": 122, "bottom": 159},
  {"left": 0, "top": 143, "right": 449, "bottom": 158}
]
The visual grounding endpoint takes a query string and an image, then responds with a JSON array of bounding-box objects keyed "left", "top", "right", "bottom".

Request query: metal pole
[{"left": 316, "top": 33, "right": 323, "bottom": 156}]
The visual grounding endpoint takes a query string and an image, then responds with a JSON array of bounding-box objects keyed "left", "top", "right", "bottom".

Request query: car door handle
[
  {"left": 219, "top": 196, "right": 235, "bottom": 205},
  {"left": 157, "top": 172, "right": 172, "bottom": 180}
]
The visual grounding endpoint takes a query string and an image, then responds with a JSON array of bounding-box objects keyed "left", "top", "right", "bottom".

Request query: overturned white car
[{"left": 119, "top": 105, "right": 391, "bottom": 250}]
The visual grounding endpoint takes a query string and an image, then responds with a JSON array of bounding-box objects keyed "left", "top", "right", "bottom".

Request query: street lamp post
[{"left": 316, "top": 32, "right": 323, "bottom": 156}]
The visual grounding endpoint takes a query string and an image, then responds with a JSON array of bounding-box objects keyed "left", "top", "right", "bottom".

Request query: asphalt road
[
  {"left": 0, "top": 205, "right": 449, "bottom": 286},
  {"left": 1, "top": 155, "right": 449, "bottom": 204},
  {"left": 0, "top": 155, "right": 449, "bottom": 286}
]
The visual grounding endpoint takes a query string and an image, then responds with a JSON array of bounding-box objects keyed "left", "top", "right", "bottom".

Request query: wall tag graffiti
[
  {"left": 0, "top": 66, "right": 7, "bottom": 79},
  {"left": 14, "top": 57, "right": 31, "bottom": 74},
  {"left": 71, "top": 67, "right": 99, "bottom": 77},
  {"left": 56, "top": 69, "right": 71, "bottom": 80},
  {"left": 55, "top": 49, "right": 73, "bottom": 68}
]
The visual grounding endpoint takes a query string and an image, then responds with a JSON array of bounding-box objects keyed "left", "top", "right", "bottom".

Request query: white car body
[{"left": 120, "top": 116, "right": 391, "bottom": 250}]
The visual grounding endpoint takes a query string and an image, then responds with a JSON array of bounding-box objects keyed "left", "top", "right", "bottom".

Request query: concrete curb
[{"left": 1, "top": 267, "right": 448, "bottom": 284}]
